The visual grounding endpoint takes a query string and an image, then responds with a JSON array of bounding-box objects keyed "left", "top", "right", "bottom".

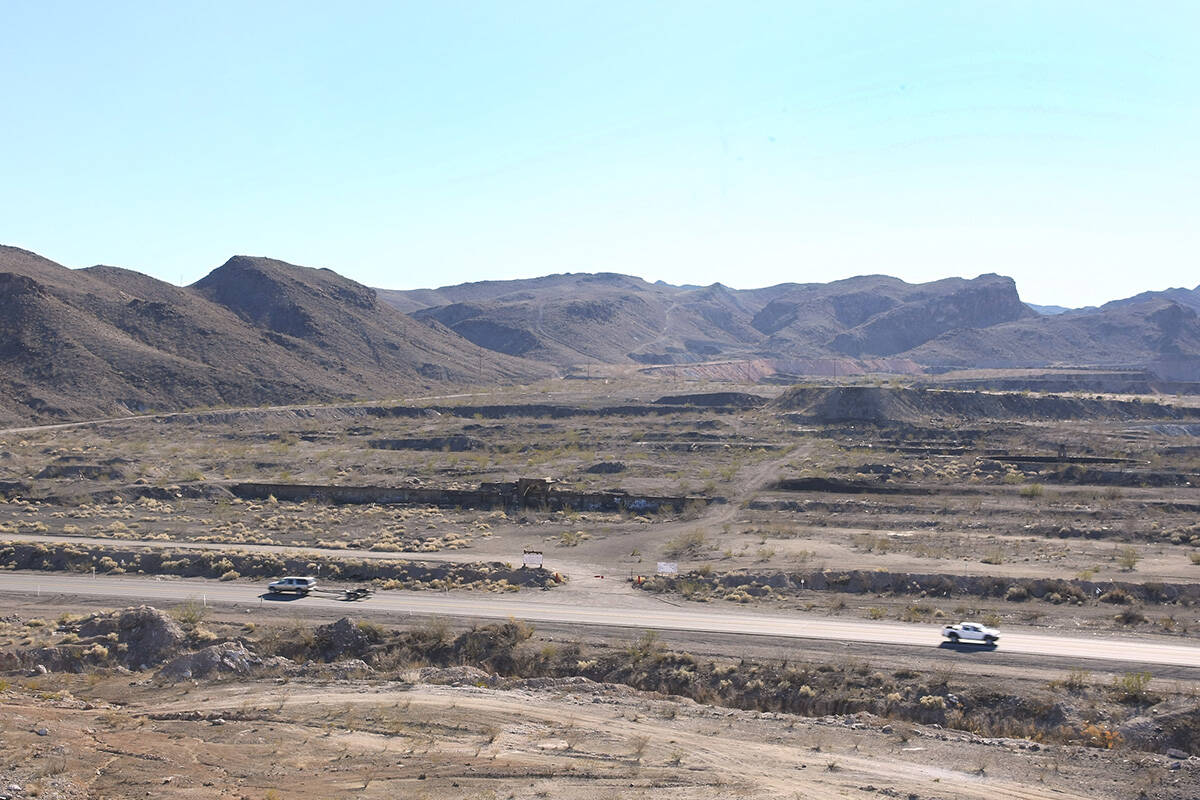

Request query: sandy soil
[{"left": 5, "top": 671, "right": 1193, "bottom": 800}]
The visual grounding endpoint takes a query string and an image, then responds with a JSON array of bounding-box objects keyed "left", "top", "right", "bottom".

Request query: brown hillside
[
  {"left": 384, "top": 272, "right": 1033, "bottom": 367},
  {"left": 0, "top": 246, "right": 549, "bottom": 423},
  {"left": 908, "top": 299, "right": 1200, "bottom": 373}
]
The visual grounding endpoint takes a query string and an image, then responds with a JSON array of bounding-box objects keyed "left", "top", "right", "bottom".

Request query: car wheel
[
  {"left": 984, "top": 635, "right": 996, "bottom": 643},
  {"left": 947, "top": 633, "right": 958, "bottom": 642}
]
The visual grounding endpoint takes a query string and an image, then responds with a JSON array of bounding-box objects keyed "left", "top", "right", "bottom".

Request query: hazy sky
[{"left": 3, "top": 2, "right": 1197, "bottom": 306}]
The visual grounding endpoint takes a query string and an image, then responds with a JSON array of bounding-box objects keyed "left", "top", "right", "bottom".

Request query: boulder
[
  {"left": 159, "top": 642, "right": 262, "bottom": 680},
  {"left": 313, "top": 617, "right": 380, "bottom": 661},
  {"left": 77, "top": 606, "right": 186, "bottom": 668}
]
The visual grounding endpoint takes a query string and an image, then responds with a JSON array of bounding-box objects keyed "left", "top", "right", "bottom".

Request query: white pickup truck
[{"left": 941, "top": 621, "right": 999, "bottom": 645}]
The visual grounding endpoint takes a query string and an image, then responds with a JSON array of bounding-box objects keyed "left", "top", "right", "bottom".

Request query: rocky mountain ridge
[
  {"left": 0, "top": 246, "right": 548, "bottom": 425},
  {"left": 3, "top": 242, "right": 1199, "bottom": 425},
  {"left": 383, "top": 271, "right": 1200, "bottom": 379}
]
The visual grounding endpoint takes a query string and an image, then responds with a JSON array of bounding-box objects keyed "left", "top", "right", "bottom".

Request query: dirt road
[{"left": 0, "top": 391, "right": 500, "bottom": 436}]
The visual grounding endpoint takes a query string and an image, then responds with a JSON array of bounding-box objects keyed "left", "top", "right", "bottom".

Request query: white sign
[
  {"left": 656, "top": 561, "right": 678, "bottom": 575},
  {"left": 522, "top": 550, "right": 544, "bottom": 569}
]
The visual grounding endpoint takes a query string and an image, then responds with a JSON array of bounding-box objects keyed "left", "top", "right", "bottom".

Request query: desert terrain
[
  {"left": 6, "top": 4, "right": 1200, "bottom": 797},
  {"left": 2, "top": 377, "right": 1199, "bottom": 798}
]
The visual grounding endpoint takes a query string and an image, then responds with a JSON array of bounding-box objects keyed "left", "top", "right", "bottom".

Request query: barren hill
[
  {"left": 0, "top": 246, "right": 548, "bottom": 424},
  {"left": 1101, "top": 285, "right": 1200, "bottom": 314},
  {"left": 907, "top": 298, "right": 1200, "bottom": 375},
  {"left": 383, "top": 273, "right": 1037, "bottom": 367}
]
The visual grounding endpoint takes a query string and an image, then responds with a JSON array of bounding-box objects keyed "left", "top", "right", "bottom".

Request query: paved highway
[{"left": 4, "top": 572, "right": 1200, "bottom": 668}]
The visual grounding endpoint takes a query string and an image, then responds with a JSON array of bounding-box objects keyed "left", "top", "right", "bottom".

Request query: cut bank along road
[{"left": 5, "top": 572, "right": 1200, "bottom": 669}]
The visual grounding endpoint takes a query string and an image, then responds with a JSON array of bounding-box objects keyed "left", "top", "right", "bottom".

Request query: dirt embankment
[
  {"left": 6, "top": 609, "right": 1199, "bottom": 769},
  {"left": 0, "top": 480, "right": 30, "bottom": 498},
  {"left": 652, "top": 391, "right": 768, "bottom": 409},
  {"left": 367, "top": 435, "right": 486, "bottom": 451},
  {"left": 775, "top": 385, "right": 1200, "bottom": 423},
  {"left": 146, "top": 397, "right": 748, "bottom": 430},
  {"left": 770, "top": 476, "right": 935, "bottom": 495},
  {"left": 230, "top": 480, "right": 715, "bottom": 514},
  {"left": 35, "top": 612, "right": 1200, "bottom": 756},
  {"left": 635, "top": 568, "right": 1200, "bottom": 607},
  {"left": 0, "top": 541, "right": 558, "bottom": 590},
  {"left": 1042, "top": 464, "right": 1197, "bottom": 488}
]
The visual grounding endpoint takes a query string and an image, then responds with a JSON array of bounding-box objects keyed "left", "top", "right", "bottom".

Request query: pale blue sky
[{"left": 2, "top": 1, "right": 1197, "bottom": 306}]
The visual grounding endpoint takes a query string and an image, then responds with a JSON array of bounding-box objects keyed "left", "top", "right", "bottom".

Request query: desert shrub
[
  {"left": 356, "top": 620, "right": 386, "bottom": 639},
  {"left": 662, "top": 530, "right": 708, "bottom": 558},
  {"left": 1113, "top": 607, "right": 1146, "bottom": 626},
  {"left": 171, "top": 599, "right": 207, "bottom": 626},
  {"left": 1004, "top": 585, "right": 1029, "bottom": 602},
  {"left": 1058, "top": 669, "right": 1091, "bottom": 692},
  {"left": 627, "top": 629, "right": 665, "bottom": 661},
  {"left": 919, "top": 695, "right": 947, "bottom": 709},
  {"left": 1111, "top": 671, "right": 1155, "bottom": 703},
  {"left": 1116, "top": 546, "right": 1141, "bottom": 571},
  {"left": 557, "top": 530, "right": 588, "bottom": 547},
  {"left": 219, "top": 570, "right": 240, "bottom": 581},
  {"left": 1080, "top": 722, "right": 1122, "bottom": 749},
  {"left": 1099, "top": 588, "right": 1132, "bottom": 605}
]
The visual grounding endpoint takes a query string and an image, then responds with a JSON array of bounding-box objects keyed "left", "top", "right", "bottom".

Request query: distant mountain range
[
  {"left": 2, "top": 243, "right": 1198, "bottom": 424},
  {"left": 1101, "top": 285, "right": 1200, "bottom": 314},
  {"left": 381, "top": 273, "right": 1200, "bottom": 380},
  {"left": 1026, "top": 286, "right": 1200, "bottom": 317}
]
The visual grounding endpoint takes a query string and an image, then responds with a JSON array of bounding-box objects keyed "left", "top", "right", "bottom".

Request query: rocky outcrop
[
  {"left": 77, "top": 606, "right": 186, "bottom": 668},
  {"left": 158, "top": 641, "right": 263, "bottom": 680},
  {"left": 829, "top": 275, "right": 1033, "bottom": 356},
  {"left": 313, "top": 617, "right": 380, "bottom": 661}
]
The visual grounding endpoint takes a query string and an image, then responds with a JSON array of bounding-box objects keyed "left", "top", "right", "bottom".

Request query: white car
[
  {"left": 941, "top": 621, "right": 999, "bottom": 645},
  {"left": 267, "top": 576, "right": 317, "bottom": 595}
]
